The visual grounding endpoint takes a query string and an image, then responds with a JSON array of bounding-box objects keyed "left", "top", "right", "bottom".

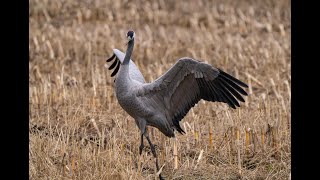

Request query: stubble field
[{"left": 29, "top": 0, "right": 291, "bottom": 179}]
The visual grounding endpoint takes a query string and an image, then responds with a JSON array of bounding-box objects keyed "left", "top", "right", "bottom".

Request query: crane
[{"left": 106, "top": 30, "right": 248, "bottom": 179}]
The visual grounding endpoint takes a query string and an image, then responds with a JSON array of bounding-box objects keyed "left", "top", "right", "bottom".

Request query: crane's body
[
  {"left": 111, "top": 49, "right": 175, "bottom": 137},
  {"left": 105, "top": 30, "right": 248, "bottom": 179}
]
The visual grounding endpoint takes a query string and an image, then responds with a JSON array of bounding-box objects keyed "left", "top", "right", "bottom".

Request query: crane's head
[{"left": 126, "top": 30, "right": 135, "bottom": 42}]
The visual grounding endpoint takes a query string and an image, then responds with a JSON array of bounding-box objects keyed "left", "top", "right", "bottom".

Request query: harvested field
[{"left": 29, "top": 0, "right": 291, "bottom": 179}]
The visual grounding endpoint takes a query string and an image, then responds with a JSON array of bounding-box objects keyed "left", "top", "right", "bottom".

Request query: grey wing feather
[{"left": 136, "top": 57, "right": 248, "bottom": 134}]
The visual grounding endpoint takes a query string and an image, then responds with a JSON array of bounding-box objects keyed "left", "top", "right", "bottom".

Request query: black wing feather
[
  {"left": 219, "top": 75, "right": 248, "bottom": 96},
  {"left": 108, "top": 58, "right": 118, "bottom": 70},
  {"left": 111, "top": 60, "right": 120, "bottom": 77},
  {"left": 218, "top": 68, "right": 248, "bottom": 88},
  {"left": 219, "top": 77, "right": 245, "bottom": 102},
  {"left": 216, "top": 79, "right": 240, "bottom": 107},
  {"left": 106, "top": 54, "right": 116, "bottom": 62}
]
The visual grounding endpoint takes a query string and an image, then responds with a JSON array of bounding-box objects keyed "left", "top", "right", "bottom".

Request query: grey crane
[{"left": 106, "top": 30, "right": 248, "bottom": 179}]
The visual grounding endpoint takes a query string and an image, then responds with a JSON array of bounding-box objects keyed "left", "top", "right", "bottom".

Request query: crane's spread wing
[
  {"left": 136, "top": 58, "right": 248, "bottom": 134},
  {"left": 106, "top": 49, "right": 145, "bottom": 83}
]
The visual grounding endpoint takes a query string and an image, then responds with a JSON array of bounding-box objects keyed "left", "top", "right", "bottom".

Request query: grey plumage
[
  {"left": 106, "top": 49, "right": 145, "bottom": 82},
  {"left": 105, "top": 30, "right": 248, "bottom": 179}
]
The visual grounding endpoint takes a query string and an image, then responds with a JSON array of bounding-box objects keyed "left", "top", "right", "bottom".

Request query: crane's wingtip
[
  {"left": 111, "top": 60, "right": 121, "bottom": 77},
  {"left": 106, "top": 53, "right": 116, "bottom": 62},
  {"left": 218, "top": 68, "right": 248, "bottom": 88}
]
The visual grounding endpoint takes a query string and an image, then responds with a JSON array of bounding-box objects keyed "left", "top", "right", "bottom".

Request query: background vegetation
[{"left": 29, "top": 0, "right": 291, "bottom": 179}]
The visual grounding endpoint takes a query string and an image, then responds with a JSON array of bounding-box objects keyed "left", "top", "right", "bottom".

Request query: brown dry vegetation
[{"left": 29, "top": 0, "right": 291, "bottom": 179}]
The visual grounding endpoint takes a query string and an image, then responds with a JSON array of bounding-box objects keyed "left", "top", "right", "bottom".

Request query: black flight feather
[
  {"left": 218, "top": 77, "right": 245, "bottom": 102},
  {"left": 111, "top": 60, "right": 120, "bottom": 77},
  {"left": 218, "top": 68, "right": 248, "bottom": 88},
  {"left": 106, "top": 54, "right": 116, "bottom": 62},
  {"left": 216, "top": 79, "right": 240, "bottom": 107},
  {"left": 219, "top": 75, "right": 248, "bottom": 96},
  {"left": 108, "top": 58, "right": 118, "bottom": 70}
]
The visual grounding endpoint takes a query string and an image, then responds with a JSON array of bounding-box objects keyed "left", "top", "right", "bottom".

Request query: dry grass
[{"left": 29, "top": 0, "right": 291, "bottom": 179}]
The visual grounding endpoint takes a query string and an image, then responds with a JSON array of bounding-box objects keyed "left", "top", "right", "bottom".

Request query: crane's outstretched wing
[
  {"left": 136, "top": 58, "right": 248, "bottom": 134},
  {"left": 106, "top": 49, "right": 145, "bottom": 83}
]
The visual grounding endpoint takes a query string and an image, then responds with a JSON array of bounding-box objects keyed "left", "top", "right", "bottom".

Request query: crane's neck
[
  {"left": 116, "top": 39, "right": 134, "bottom": 87},
  {"left": 123, "top": 39, "right": 134, "bottom": 65}
]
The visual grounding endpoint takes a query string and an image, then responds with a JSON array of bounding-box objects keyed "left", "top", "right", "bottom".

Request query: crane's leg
[
  {"left": 144, "top": 131, "right": 164, "bottom": 180},
  {"left": 139, "top": 134, "right": 144, "bottom": 155}
]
